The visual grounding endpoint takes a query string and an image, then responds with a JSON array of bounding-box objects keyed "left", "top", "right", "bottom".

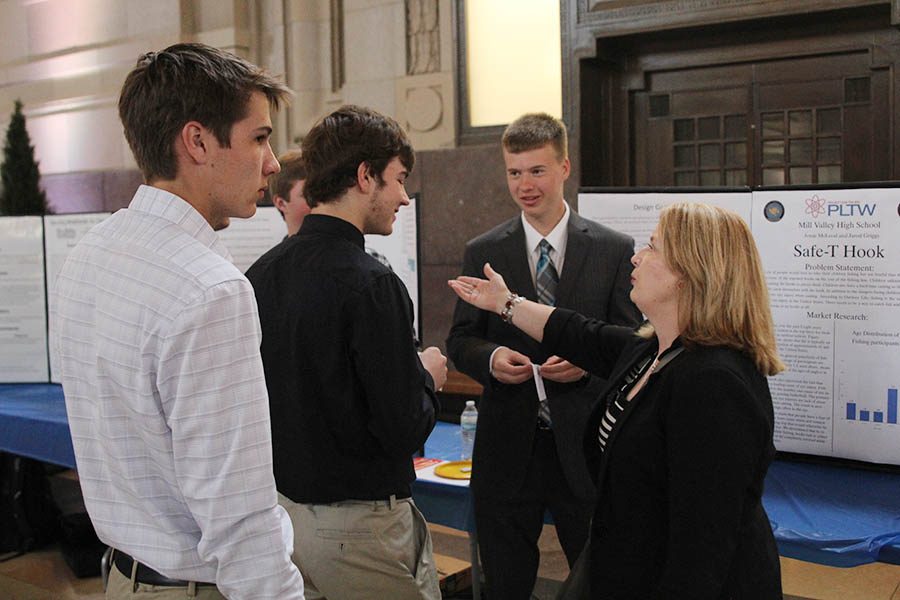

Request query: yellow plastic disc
[{"left": 433, "top": 460, "right": 473, "bottom": 480}]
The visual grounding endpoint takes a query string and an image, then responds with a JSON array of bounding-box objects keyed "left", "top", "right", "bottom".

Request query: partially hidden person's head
[
  {"left": 301, "top": 105, "right": 414, "bottom": 235},
  {"left": 270, "top": 150, "right": 309, "bottom": 236},
  {"left": 118, "top": 43, "right": 291, "bottom": 229},
  {"left": 500, "top": 113, "right": 570, "bottom": 228},
  {"left": 644, "top": 202, "right": 784, "bottom": 376}
]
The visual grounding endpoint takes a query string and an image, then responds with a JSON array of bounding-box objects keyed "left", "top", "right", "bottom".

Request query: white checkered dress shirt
[{"left": 52, "top": 185, "right": 304, "bottom": 598}]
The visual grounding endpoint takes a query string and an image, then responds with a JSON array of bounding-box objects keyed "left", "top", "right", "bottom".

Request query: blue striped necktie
[
  {"left": 535, "top": 239, "right": 558, "bottom": 426},
  {"left": 536, "top": 239, "right": 558, "bottom": 306}
]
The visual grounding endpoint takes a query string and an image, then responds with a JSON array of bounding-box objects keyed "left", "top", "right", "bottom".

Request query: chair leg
[
  {"left": 100, "top": 546, "right": 112, "bottom": 591},
  {"left": 469, "top": 530, "right": 481, "bottom": 600}
]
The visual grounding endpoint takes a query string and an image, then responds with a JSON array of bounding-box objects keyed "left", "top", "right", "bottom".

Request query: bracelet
[{"left": 500, "top": 292, "right": 524, "bottom": 324}]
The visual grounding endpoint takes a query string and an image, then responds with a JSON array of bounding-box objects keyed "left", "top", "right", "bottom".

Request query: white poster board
[
  {"left": 578, "top": 190, "right": 752, "bottom": 247},
  {"left": 44, "top": 213, "right": 110, "bottom": 383},
  {"left": 578, "top": 187, "right": 900, "bottom": 466},
  {"left": 217, "top": 206, "right": 287, "bottom": 274},
  {"left": 365, "top": 195, "right": 421, "bottom": 343},
  {"left": 0, "top": 216, "right": 49, "bottom": 382},
  {"left": 752, "top": 188, "right": 900, "bottom": 465}
]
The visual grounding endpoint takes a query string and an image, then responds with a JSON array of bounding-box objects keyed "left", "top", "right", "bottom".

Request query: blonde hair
[
  {"left": 639, "top": 203, "right": 785, "bottom": 376},
  {"left": 501, "top": 113, "right": 568, "bottom": 162}
]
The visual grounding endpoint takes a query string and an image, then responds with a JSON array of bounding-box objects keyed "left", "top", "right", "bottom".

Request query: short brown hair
[
  {"left": 300, "top": 105, "right": 414, "bottom": 207},
  {"left": 640, "top": 203, "right": 785, "bottom": 376},
  {"left": 501, "top": 113, "right": 568, "bottom": 161},
  {"left": 119, "top": 42, "right": 291, "bottom": 182},
  {"left": 269, "top": 150, "right": 306, "bottom": 201}
]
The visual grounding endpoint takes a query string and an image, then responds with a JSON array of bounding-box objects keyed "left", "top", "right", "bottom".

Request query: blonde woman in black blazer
[{"left": 449, "top": 203, "right": 785, "bottom": 599}]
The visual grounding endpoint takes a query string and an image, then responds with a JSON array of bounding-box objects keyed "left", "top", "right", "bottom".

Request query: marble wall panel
[
  {"left": 396, "top": 72, "right": 455, "bottom": 150},
  {"left": 345, "top": 0, "right": 400, "bottom": 10},
  {"left": 102, "top": 170, "right": 143, "bottom": 212},
  {"left": 125, "top": 1, "right": 181, "bottom": 37},
  {"left": 344, "top": 1, "right": 405, "bottom": 82},
  {"left": 282, "top": 18, "right": 332, "bottom": 139},
  {"left": 287, "top": 0, "right": 329, "bottom": 21},
  {"left": 191, "top": 0, "right": 239, "bottom": 33},
  {"left": 28, "top": 103, "right": 125, "bottom": 174},
  {"left": 288, "top": 20, "right": 326, "bottom": 90},
  {"left": 420, "top": 263, "right": 461, "bottom": 354},
  {"left": 341, "top": 79, "right": 397, "bottom": 117},
  {"left": 0, "top": 1, "right": 29, "bottom": 63},
  {"left": 415, "top": 143, "right": 515, "bottom": 267},
  {"left": 43, "top": 171, "right": 105, "bottom": 214},
  {"left": 26, "top": 0, "right": 127, "bottom": 57}
]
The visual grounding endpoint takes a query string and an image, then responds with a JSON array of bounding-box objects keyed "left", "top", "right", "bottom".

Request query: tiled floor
[
  {"left": 2, "top": 471, "right": 899, "bottom": 599},
  {"left": 3, "top": 525, "right": 900, "bottom": 599},
  {"left": 0, "top": 546, "right": 105, "bottom": 600},
  {"left": 780, "top": 558, "right": 900, "bottom": 600}
]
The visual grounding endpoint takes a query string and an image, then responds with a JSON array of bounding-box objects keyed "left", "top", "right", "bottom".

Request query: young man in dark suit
[{"left": 446, "top": 113, "right": 642, "bottom": 599}]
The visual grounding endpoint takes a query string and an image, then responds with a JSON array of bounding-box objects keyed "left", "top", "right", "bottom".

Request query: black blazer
[
  {"left": 542, "top": 309, "right": 783, "bottom": 599},
  {"left": 447, "top": 212, "right": 640, "bottom": 501}
]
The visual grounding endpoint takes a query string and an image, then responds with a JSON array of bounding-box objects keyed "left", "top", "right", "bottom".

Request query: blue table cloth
[
  {"left": 414, "top": 421, "right": 476, "bottom": 532},
  {"left": 0, "top": 383, "right": 74, "bottom": 468},
  {"left": 764, "top": 460, "right": 900, "bottom": 566},
  {"left": 3, "top": 383, "right": 900, "bottom": 567}
]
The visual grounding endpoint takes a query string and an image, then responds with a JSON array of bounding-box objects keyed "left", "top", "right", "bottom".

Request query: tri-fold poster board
[
  {"left": 0, "top": 195, "right": 421, "bottom": 384},
  {"left": 578, "top": 186, "right": 900, "bottom": 467},
  {"left": 0, "top": 216, "right": 48, "bottom": 383},
  {"left": 2, "top": 185, "right": 896, "bottom": 467}
]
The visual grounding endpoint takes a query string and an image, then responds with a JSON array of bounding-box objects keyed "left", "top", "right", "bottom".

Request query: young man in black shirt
[{"left": 246, "top": 105, "right": 447, "bottom": 600}]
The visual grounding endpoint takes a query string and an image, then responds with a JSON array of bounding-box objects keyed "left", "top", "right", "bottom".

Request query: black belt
[{"left": 113, "top": 550, "right": 215, "bottom": 588}]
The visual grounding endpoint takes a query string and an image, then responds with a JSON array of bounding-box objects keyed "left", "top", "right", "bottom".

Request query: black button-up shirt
[{"left": 246, "top": 214, "right": 437, "bottom": 503}]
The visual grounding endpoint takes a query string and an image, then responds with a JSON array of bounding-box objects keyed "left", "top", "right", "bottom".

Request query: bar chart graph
[
  {"left": 830, "top": 318, "right": 900, "bottom": 465},
  {"left": 845, "top": 388, "right": 898, "bottom": 424}
]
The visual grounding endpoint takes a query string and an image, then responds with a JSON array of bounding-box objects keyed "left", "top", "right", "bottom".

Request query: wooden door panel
[
  {"left": 649, "top": 63, "right": 753, "bottom": 91},
  {"left": 757, "top": 80, "right": 843, "bottom": 110},
  {"left": 753, "top": 51, "right": 870, "bottom": 84},
  {"left": 632, "top": 50, "right": 885, "bottom": 186},
  {"left": 870, "top": 69, "right": 891, "bottom": 179},
  {"left": 844, "top": 103, "right": 875, "bottom": 181},
  {"left": 633, "top": 81, "right": 749, "bottom": 187},
  {"left": 577, "top": 4, "right": 897, "bottom": 186},
  {"left": 671, "top": 87, "right": 747, "bottom": 115}
]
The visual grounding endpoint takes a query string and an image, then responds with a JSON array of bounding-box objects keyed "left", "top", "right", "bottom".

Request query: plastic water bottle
[{"left": 460, "top": 400, "right": 478, "bottom": 461}]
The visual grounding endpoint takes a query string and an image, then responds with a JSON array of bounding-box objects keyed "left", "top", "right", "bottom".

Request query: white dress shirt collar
[
  {"left": 521, "top": 201, "right": 571, "bottom": 277},
  {"left": 129, "top": 184, "right": 232, "bottom": 262}
]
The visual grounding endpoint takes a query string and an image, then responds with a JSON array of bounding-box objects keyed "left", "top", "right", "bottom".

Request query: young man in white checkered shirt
[{"left": 52, "top": 43, "right": 304, "bottom": 599}]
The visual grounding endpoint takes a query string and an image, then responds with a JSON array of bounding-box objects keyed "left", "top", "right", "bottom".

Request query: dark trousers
[{"left": 473, "top": 428, "right": 593, "bottom": 600}]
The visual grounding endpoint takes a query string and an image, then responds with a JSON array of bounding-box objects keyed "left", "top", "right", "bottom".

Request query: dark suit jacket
[
  {"left": 446, "top": 211, "right": 641, "bottom": 501},
  {"left": 542, "top": 310, "right": 782, "bottom": 599}
]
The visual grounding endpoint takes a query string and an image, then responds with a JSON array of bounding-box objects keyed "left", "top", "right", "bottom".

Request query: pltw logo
[
  {"left": 804, "top": 194, "right": 876, "bottom": 218},
  {"left": 804, "top": 195, "right": 826, "bottom": 218}
]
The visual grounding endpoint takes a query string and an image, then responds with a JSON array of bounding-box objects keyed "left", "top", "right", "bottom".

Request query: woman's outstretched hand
[{"left": 448, "top": 263, "right": 511, "bottom": 314}]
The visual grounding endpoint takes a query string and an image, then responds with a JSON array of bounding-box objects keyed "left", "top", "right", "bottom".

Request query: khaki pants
[
  {"left": 106, "top": 564, "right": 225, "bottom": 599},
  {"left": 279, "top": 493, "right": 440, "bottom": 600}
]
